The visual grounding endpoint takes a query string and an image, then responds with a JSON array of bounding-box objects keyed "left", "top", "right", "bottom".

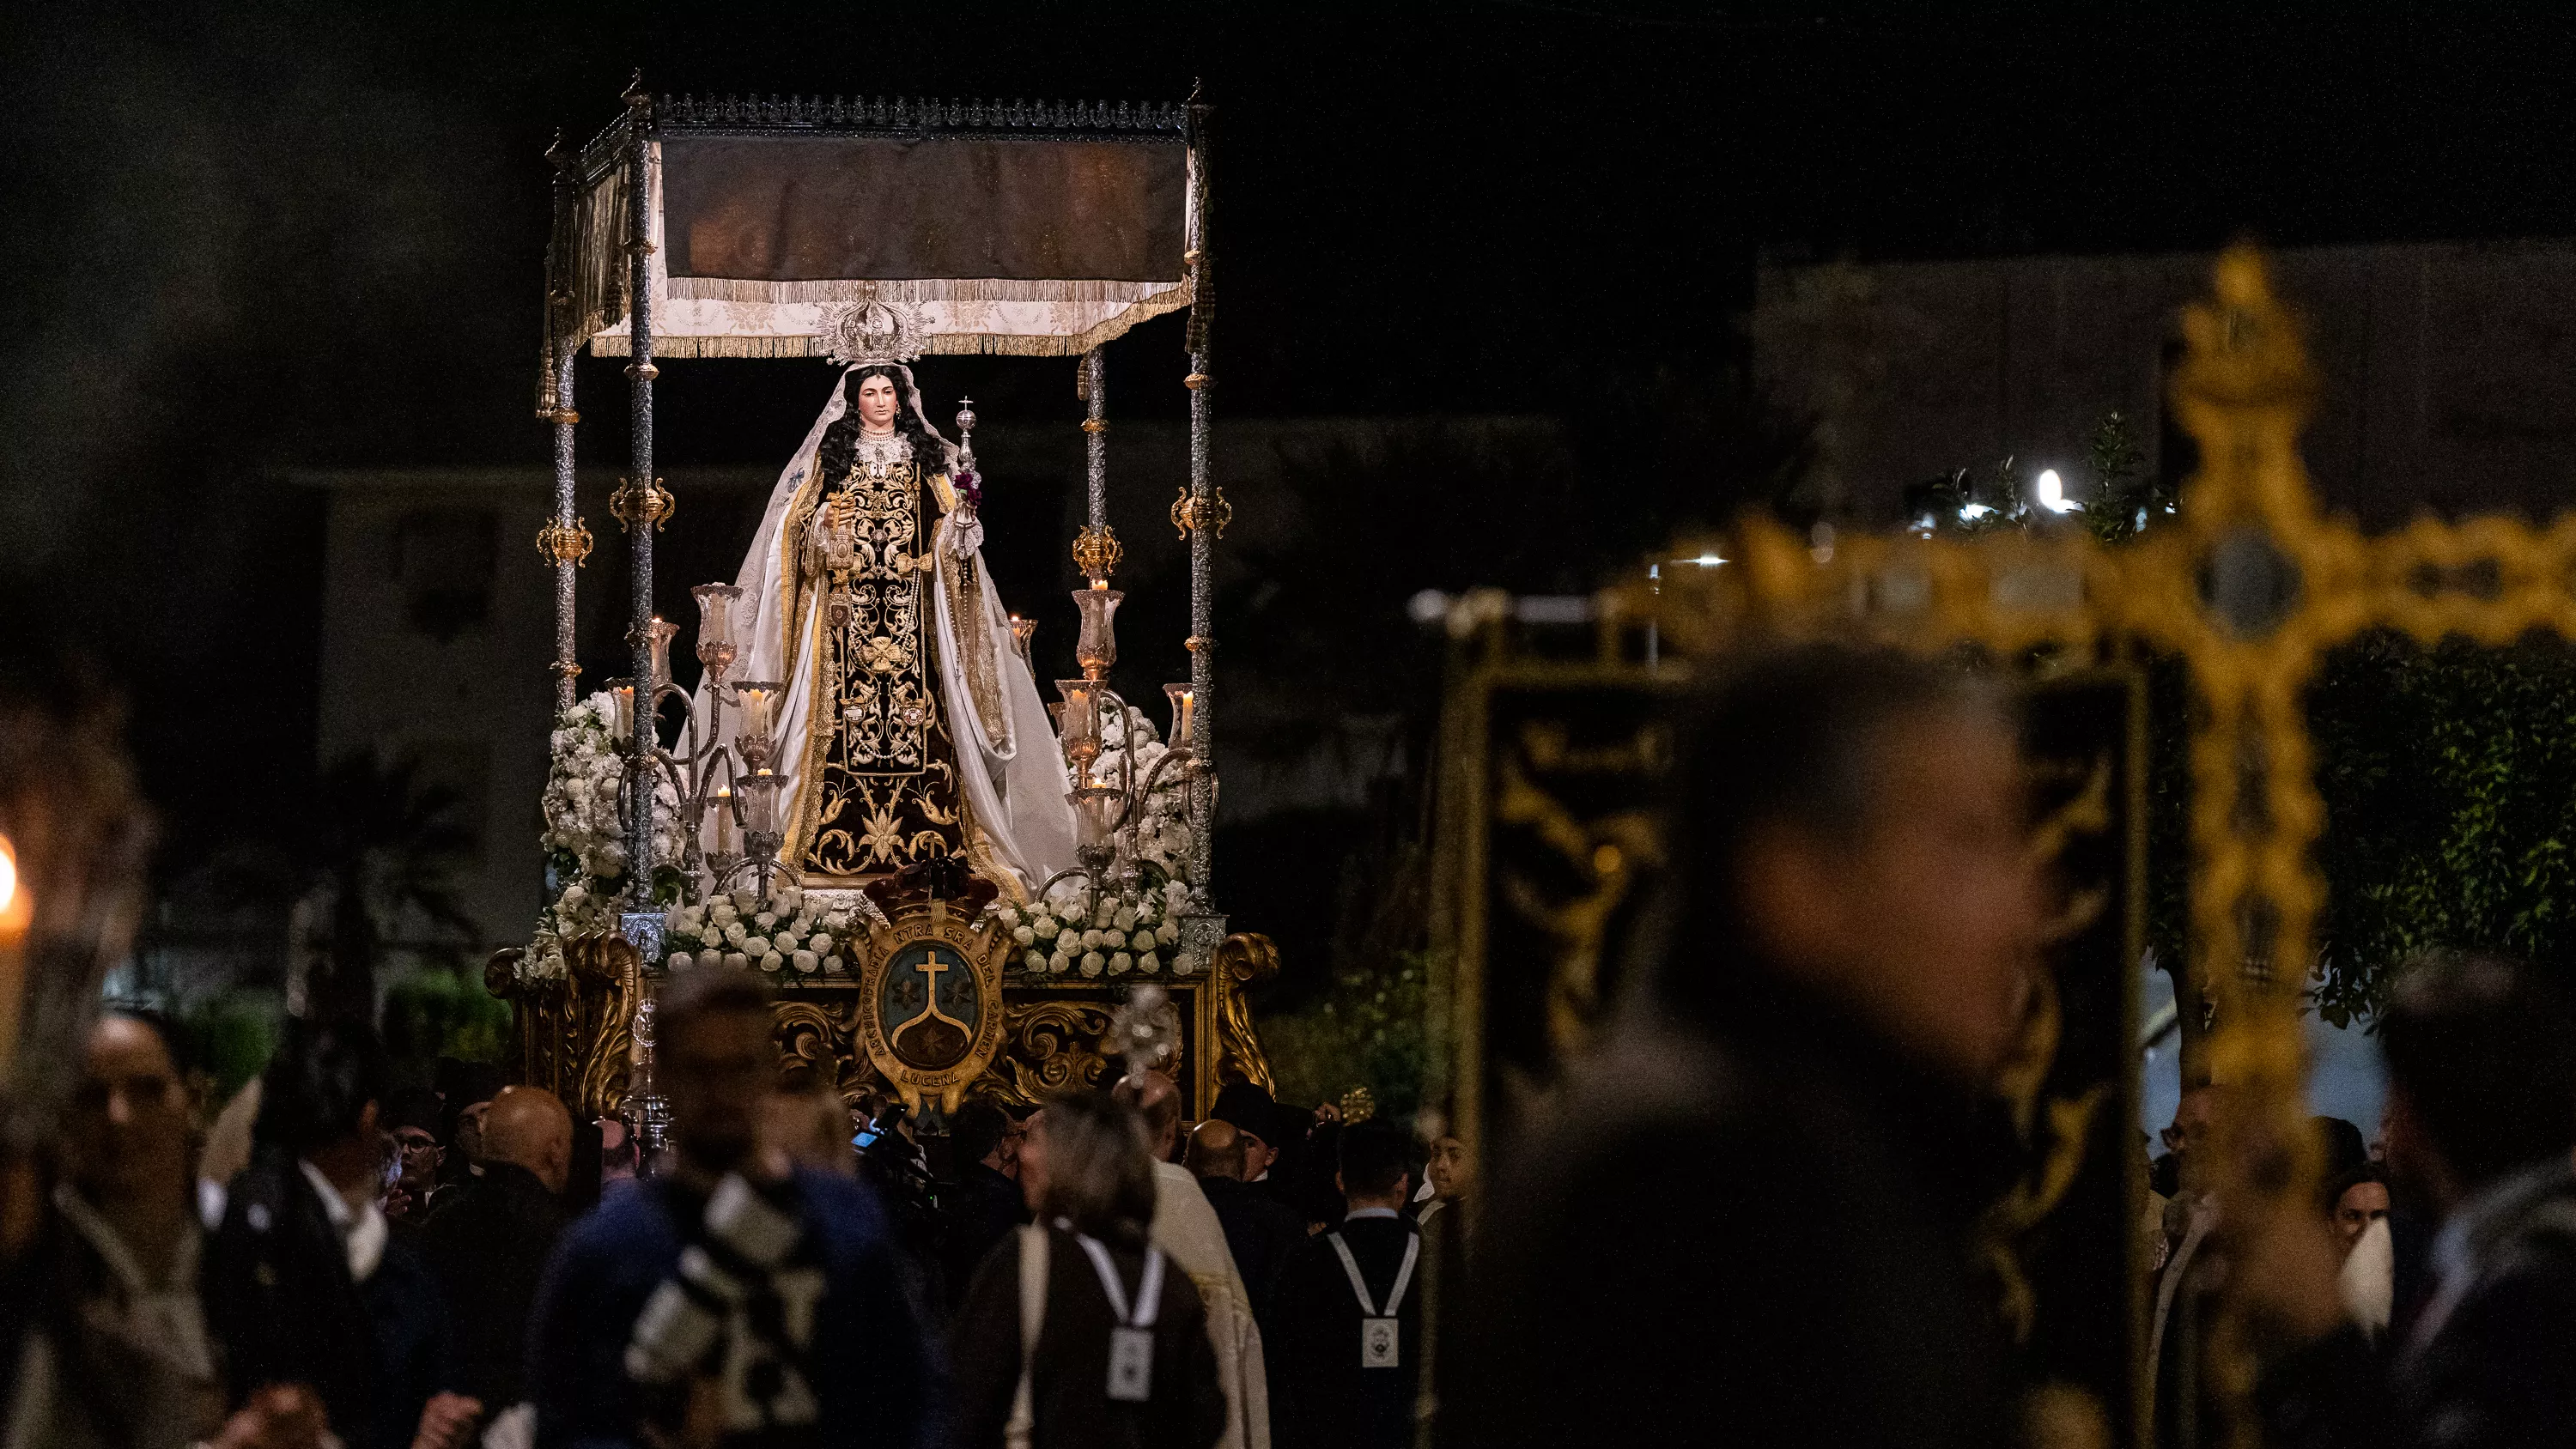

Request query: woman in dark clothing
[{"left": 950, "top": 1092, "right": 1226, "bottom": 1449}]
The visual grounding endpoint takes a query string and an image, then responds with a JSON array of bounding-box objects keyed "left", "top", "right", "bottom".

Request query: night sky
[{"left": 8, "top": 1, "right": 2575, "bottom": 878}]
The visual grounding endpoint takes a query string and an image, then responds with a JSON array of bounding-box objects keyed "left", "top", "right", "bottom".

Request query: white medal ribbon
[
  {"left": 1327, "top": 1230, "right": 1420, "bottom": 1369},
  {"left": 1073, "top": 1231, "right": 1166, "bottom": 1403}
]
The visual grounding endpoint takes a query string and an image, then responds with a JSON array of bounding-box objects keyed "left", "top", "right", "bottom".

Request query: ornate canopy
[{"left": 550, "top": 93, "right": 1199, "bottom": 361}]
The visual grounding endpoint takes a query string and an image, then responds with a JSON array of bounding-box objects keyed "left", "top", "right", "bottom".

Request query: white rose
[
  {"left": 1035, "top": 918, "right": 1060, "bottom": 941},
  {"left": 669, "top": 950, "right": 695, "bottom": 972},
  {"left": 710, "top": 900, "right": 739, "bottom": 926},
  {"left": 740, "top": 935, "right": 771, "bottom": 958},
  {"left": 1048, "top": 952, "right": 1072, "bottom": 973},
  {"left": 1024, "top": 949, "right": 1047, "bottom": 971},
  {"left": 823, "top": 955, "right": 847, "bottom": 974},
  {"left": 1080, "top": 951, "right": 1105, "bottom": 977},
  {"left": 723, "top": 951, "right": 749, "bottom": 970},
  {"left": 1109, "top": 952, "right": 1133, "bottom": 974},
  {"left": 1156, "top": 922, "right": 1179, "bottom": 946},
  {"left": 823, "top": 910, "right": 853, "bottom": 932},
  {"left": 759, "top": 952, "right": 783, "bottom": 973},
  {"left": 1013, "top": 925, "right": 1036, "bottom": 946},
  {"left": 731, "top": 888, "right": 758, "bottom": 912},
  {"left": 1137, "top": 950, "right": 1160, "bottom": 973},
  {"left": 565, "top": 778, "right": 591, "bottom": 801},
  {"left": 753, "top": 911, "right": 778, "bottom": 931},
  {"left": 563, "top": 883, "right": 589, "bottom": 906},
  {"left": 1101, "top": 930, "right": 1127, "bottom": 951},
  {"left": 792, "top": 949, "right": 817, "bottom": 973},
  {"left": 724, "top": 923, "right": 748, "bottom": 947},
  {"left": 808, "top": 933, "right": 833, "bottom": 955},
  {"left": 1114, "top": 906, "right": 1137, "bottom": 931},
  {"left": 1094, "top": 902, "right": 1116, "bottom": 928},
  {"left": 997, "top": 906, "right": 1021, "bottom": 928},
  {"left": 776, "top": 887, "right": 805, "bottom": 913}
]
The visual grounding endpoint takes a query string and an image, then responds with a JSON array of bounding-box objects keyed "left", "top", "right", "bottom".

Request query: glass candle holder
[
  {"left": 738, "top": 770, "right": 783, "bottom": 839},
  {"left": 731, "top": 681, "right": 784, "bottom": 771},
  {"left": 1163, "top": 684, "right": 1196, "bottom": 749},
  {"left": 605, "top": 678, "right": 637, "bottom": 743},
  {"left": 1071, "top": 785, "right": 1125, "bottom": 852},
  {"left": 1008, "top": 614, "right": 1037, "bottom": 665},
  {"left": 1054, "top": 679, "right": 1102, "bottom": 769},
  {"left": 708, "top": 785, "right": 737, "bottom": 858},
  {"left": 693, "top": 584, "right": 743, "bottom": 682},
  {"left": 1072, "top": 584, "right": 1123, "bottom": 681},
  {"left": 639, "top": 618, "right": 679, "bottom": 691}
]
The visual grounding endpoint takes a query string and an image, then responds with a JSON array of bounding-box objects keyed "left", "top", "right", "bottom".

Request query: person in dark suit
[
  {"left": 1269, "top": 1119, "right": 1423, "bottom": 1449},
  {"left": 1187, "top": 1118, "right": 1307, "bottom": 1332},
  {"left": 416, "top": 1084, "right": 573, "bottom": 1414},
  {"left": 203, "top": 1018, "right": 481, "bottom": 1449},
  {"left": 1445, "top": 646, "right": 2038, "bottom": 1449},
  {"left": 2251, "top": 953, "right": 2576, "bottom": 1449},
  {"left": 527, "top": 967, "right": 937, "bottom": 1449},
  {"left": 945, "top": 1098, "right": 1027, "bottom": 1305},
  {"left": 949, "top": 1091, "right": 1227, "bottom": 1449}
]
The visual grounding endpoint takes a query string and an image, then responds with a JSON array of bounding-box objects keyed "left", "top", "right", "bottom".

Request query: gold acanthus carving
[
  {"left": 1212, "top": 933, "right": 1279, "bottom": 1094},
  {"left": 991, "top": 1000, "right": 1119, "bottom": 1106}
]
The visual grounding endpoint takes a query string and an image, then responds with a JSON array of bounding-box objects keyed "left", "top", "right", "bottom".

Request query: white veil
[{"left": 695, "top": 364, "right": 1077, "bottom": 896}]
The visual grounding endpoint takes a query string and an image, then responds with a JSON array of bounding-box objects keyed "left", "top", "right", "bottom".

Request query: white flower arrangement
[
  {"left": 994, "top": 875, "right": 1194, "bottom": 979},
  {"left": 1080, "top": 719, "right": 1197, "bottom": 886},
  {"left": 662, "top": 883, "right": 854, "bottom": 979},
  {"left": 516, "top": 692, "right": 687, "bottom": 983}
]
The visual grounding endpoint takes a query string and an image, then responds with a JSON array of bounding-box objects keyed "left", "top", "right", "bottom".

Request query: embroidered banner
[{"left": 663, "top": 135, "right": 1187, "bottom": 288}]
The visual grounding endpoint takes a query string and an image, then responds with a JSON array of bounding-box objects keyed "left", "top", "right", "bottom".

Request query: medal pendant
[
  {"left": 1108, "top": 1325, "right": 1155, "bottom": 1401},
  {"left": 1361, "top": 1316, "right": 1400, "bottom": 1368}
]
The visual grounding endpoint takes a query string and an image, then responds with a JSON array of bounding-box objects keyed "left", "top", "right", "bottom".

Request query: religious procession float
[{"left": 484, "top": 83, "right": 1276, "bottom": 1149}]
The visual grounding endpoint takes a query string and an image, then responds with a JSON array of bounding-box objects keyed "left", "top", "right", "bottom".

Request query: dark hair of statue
[
  {"left": 1643, "top": 643, "right": 2012, "bottom": 1030},
  {"left": 816, "top": 365, "right": 948, "bottom": 489}
]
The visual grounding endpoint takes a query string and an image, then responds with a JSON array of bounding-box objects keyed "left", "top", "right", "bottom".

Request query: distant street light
[{"left": 2036, "top": 468, "right": 2080, "bottom": 513}]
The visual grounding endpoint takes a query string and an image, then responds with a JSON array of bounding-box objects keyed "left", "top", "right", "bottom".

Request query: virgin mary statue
[{"left": 704, "top": 356, "right": 1076, "bottom": 899}]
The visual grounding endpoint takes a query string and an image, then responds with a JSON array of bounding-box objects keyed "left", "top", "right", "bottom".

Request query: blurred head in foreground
[
  {"left": 1019, "top": 1092, "right": 1156, "bottom": 1247},
  {"left": 2378, "top": 951, "right": 2576, "bottom": 1216},
  {"left": 655, "top": 967, "right": 779, "bottom": 1177},
  {"left": 1658, "top": 645, "right": 2039, "bottom": 1087}
]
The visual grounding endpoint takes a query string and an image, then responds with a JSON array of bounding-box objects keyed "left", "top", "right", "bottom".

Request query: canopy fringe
[
  {"left": 665, "top": 276, "right": 1188, "bottom": 306},
  {"left": 587, "top": 291, "right": 1191, "bottom": 360}
]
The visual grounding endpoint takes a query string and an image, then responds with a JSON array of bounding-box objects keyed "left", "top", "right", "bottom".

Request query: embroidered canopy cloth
[{"left": 569, "top": 129, "right": 1196, "bottom": 360}]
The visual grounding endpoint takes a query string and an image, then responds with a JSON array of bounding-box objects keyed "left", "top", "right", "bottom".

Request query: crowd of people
[
  {"left": 0, "top": 958, "right": 1473, "bottom": 1449},
  {"left": 12, "top": 642, "right": 2576, "bottom": 1449}
]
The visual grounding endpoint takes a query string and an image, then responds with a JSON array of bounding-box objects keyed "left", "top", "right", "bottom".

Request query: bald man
[
  {"left": 419, "top": 1084, "right": 574, "bottom": 1411},
  {"left": 1191, "top": 1119, "right": 1312, "bottom": 1335}
]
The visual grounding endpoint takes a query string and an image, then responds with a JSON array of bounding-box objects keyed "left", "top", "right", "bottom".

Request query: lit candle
[
  {"left": 1164, "top": 684, "right": 1195, "bottom": 747},
  {"left": 0, "top": 830, "right": 27, "bottom": 948},
  {"left": 605, "top": 678, "right": 636, "bottom": 741},
  {"left": 709, "top": 785, "right": 737, "bottom": 857}
]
